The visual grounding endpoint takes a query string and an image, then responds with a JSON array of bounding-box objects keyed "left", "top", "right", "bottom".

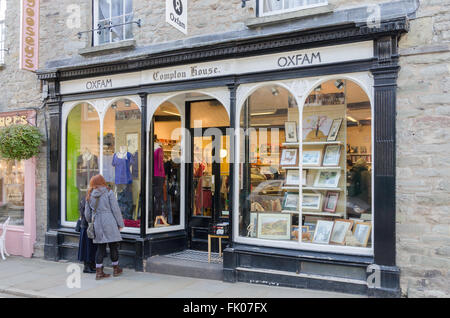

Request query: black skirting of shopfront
[{"left": 40, "top": 17, "right": 408, "bottom": 297}]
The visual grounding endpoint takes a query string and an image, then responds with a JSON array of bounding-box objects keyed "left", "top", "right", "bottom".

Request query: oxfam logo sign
[{"left": 173, "top": 0, "right": 183, "bottom": 16}]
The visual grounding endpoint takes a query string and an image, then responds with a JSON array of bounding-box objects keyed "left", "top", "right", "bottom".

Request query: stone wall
[{"left": 396, "top": 0, "right": 450, "bottom": 298}]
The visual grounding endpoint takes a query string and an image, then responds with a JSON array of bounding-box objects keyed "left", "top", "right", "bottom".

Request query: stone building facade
[{"left": 0, "top": 0, "right": 448, "bottom": 297}]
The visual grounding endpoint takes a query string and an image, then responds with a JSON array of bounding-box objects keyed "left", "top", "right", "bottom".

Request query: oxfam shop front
[{"left": 40, "top": 21, "right": 406, "bottom": 296}]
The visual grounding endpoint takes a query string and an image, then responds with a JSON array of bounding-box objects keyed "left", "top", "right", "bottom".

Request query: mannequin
[
  {"left": 153, "top": 136, "right": 166, "bottom": 222},
  {"left": 77, "top": 147, "right": 99, "bottom": 191},
  {"left": 112, "top": 145, "right": 133, "bottom": 220}
]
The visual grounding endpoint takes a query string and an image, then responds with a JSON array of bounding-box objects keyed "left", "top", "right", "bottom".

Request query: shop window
[
  {"left": 0, "top": 160, "right": 24, "bottom": 226},
  {"left": 259, "top": 0, "right": 327, "bottom": 16},
  {"left": 0, "top": 0, "right": 5, "bottom": 64},
  {"left": 301, "top": 79, "right": 372, "bottom": 248},
  {"left": 103, "top": 99, "right": 141, "bottom": 228},
  {"left": 66, "top": 103, "right": 100, "bottom": 223},
  {"left": 238, "top": 80, "right": 373, "bottom": 251},
  {"left": 94, "top": 0, "right": 133, "bottom": 46},
  {"left": 151, "top": 102, "right": 182, "bottom": 228}
]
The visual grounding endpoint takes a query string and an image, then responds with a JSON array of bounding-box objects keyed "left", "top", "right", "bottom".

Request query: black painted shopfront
[{"left": 39, "top": 18, "right": 408, "bottom": 297}]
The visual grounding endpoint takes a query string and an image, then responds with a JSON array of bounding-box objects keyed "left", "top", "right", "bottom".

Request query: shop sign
[
  {"left": 20, "top": 0, "right": 40, "bottom": 72},
  {"left": 166, "top": 0, "right": 188, "bottom": 34},
  {"left": 0, "top": 111, "right": 35, "bottom": 127},
  {"left": 60, "top": 41, "right": 373, "bottom": 94}
]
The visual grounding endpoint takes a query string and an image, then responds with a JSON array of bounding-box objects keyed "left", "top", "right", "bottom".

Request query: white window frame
[
  {"left": 258, "top": 0, "right": 328, "bottom": 17},
  {"left": 93, "top": 0, "right": 133, "bottom": 46}
]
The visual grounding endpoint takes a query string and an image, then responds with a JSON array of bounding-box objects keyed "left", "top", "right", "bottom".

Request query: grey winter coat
[{"left": 84, "top": 187, "right": 125, "bottom": 244}]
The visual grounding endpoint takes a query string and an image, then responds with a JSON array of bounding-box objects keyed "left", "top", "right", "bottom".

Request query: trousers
[{"left": 95, "top": 242, "right": 120, "bottom": 265}]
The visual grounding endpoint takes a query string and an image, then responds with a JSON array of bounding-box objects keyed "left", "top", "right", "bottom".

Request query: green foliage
[{"left": 0, "top": 124, "right": 43, "bottom": 160}]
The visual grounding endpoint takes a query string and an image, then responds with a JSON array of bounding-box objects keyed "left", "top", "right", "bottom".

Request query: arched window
[
  {"left": 66, "top": 103, "right": 100, "bottom": 222},
  {"left": 103, "top": 99, "right": 142, "bottom": 228},
  {"left": 239, "top": 85, "right": 300, "bottom": 241},
  {"left": 301, "top": 79, "right": 372, "bottom": 248}
]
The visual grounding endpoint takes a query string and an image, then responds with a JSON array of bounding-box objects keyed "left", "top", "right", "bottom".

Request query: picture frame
[
  {"left": 302, "top": 150, "right": 322, "bottom": 167},
  {"left": 314, "top": 170, "right": 341, "bottom": 188},
  {"left": 353, "top": 222, "right": 372, "bottom": 247},
  {"left": 330, "top": 219, "right": 354, "bottom": 245},
  {"left": 285, "top": 169, "right": 300, "bottom": 186},
  {"left": 312, "top": 220, "right": 334, "bottom": 244},
  {"left": 302, "top": 170, "right": 307, "bottom": 186},
  {"left": 322, "top": 145, "right": 341, "bottom": 166},
  {"left": 247, "top": 212, "right": 258, "bottom": 238},
  {"left": 257, "top": 213, "right": 291, "bottom": 240},
  {"left": 302, "top": 193, "right": 321, "bottom": 211},
  {"left": 323, "top": 191, "right": 340, "bottom": 213},
  {"left": 291, "top": 225, "right": 299, "bottom": 240},
  {"left": 327, "top": 118, "right": 343, "bottom": 141},
  {"left": 282, "top": 192, "right": 299, "bottom": 211},
  {"left": 126, "top": 133, "right": 139, "bottom": 154},
  {"left": 280, "top": 148, "right": 298, "bottom": 167},
  {"left": 284, "top": 121, "right": 298, "bottom": 143},
  {"left": 304, "top": 222, "right": 316, "bottom": 233}
]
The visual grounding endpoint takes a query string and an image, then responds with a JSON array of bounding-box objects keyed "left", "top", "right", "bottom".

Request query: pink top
[{"left": 154, "top": 147, "right": 165, "bottom": 177}]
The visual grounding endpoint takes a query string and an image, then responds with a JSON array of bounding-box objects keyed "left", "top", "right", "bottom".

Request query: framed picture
[
  {"left": 302, "top": 226, "right": 309, "bottom": 233},
  {"left": 302, "top": 170, "right": 307, "bottom": 186},
  {"left": 322, "top": 145, "right": 341, "bottom": 166},
  {"left": 282, "top": 192, "right": 299, "bottom": 211},
  {"left": 302, "top": 193, "right": 321, "bottom": 211},
  {"left": 304, "top": 222, "right": 316, "bottom": 233},
  {"left": 353, "top": 222, "right": 372, "bottom": 247},
  {"left": 284, "top": 121, "right": 298, "bottom": 143},
  {"left": 280, "top": 148, "right": 298, "bottom": 167},
  {"left": 323, "top": 191, "right": 340, "bottom": 213},
  {"left": 327, "top": 118, "right": 343, "bottom": 141},
  {"left": 247, "top": 213, "right": 258, "bottom": 238},
  {"left": 330, "top": 219, "right": 354, "bottom": 245},
  {"left": 291, "top": 226, "right": 299, "bottom": 240},
  {"left": 314, "top": 170, "right": 341, "bottom": 188},
  {"left": 302, "top": 150, "right": 322, "bottom": 167},
  {"left": 285, "top": 170, "right": 300, "bottom": 186},
  {"left": 312, "top": 220, "right": 334, "bottom": 244},
  {"left": 126, "top": 133, "right": 139, "bottom": 154},
  {"left": 257, "top": 213, "right": 291, "bottom": 240}
]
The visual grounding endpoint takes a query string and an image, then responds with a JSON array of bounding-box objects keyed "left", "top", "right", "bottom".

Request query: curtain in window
[
  {"left": 98, "top": 0, "right": 122, "bottom": 42},
  {"left": 263, "top": 0, "right": 282, "bottom": 13}
]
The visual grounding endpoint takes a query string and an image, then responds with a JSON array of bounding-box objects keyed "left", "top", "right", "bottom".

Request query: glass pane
[
  {"left": 190, "top": 100, "right": 230, "bottom": 128},
  {"left": 239, "top": 85, "right": 299, "bottom": 242},
  {"left": 66, "top": 103, "right": 100, "bottom": 223},
  {"left": 125, "top": 0, "right": 133, "bottom": 14},
  {"left": 264, "top": 0, "right": 283, "bottom": 13},
  {"left": 152, "top": 102, "right": 182, "bottom": 228},
  {"left": 97, "top": 20, "right": 111, "bottom": 45},
  {"left": 111, "top": 0, "right": 124, "bottom": 17},
  {"left": 98, "top": 0, "right": 111, "bottom": 20},
  {"left": 110, "top": 17, "right": 124, "bottom": 42},
  {"left": 301, "top": 79, "right": 372, "bottom": 248},
  {"left": 124, "top": 13, "right": 134, "bottom": 40},
  {"left": 193, "top": 136, "right": 213, "bottom": 217},
  {"left": 219, "top": 135, "right": 231, "bottom": 218},
  {"left": 0, "top": 160, "right": 25, "bottom": 226},
  {"left": 103, "top": 99, "right": 141, "bottom": 228}
]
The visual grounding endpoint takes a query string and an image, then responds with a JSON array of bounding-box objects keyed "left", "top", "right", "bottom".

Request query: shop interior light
[
  {"left": 347, "top": 116, "right": 358, "bottom": 123},
  {"left": 111, "top": 103, "right": 117, "bottom": 109},
  {"left": 271, "top": 87, "right": 280, "bottom": 96},
  {"left": 314, "top": 85, "right": 322, "bottom": 92},
  {"left": 163, "top": 111, "right": 181, "bottom": 117},
  {"left": 250, "top": 123, "right": 271, "bottom": 127},
  {"left": 251, "top": 111, "right": 276, "bottom": 116},
  {"left": 220, "top": 149, "right": 228, "bottom": 159},
  {"left": 124, "top": 100, "right": 131, "bottom": 107}
]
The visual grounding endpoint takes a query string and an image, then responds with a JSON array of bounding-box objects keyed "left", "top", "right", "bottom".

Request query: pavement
[{"left": 0, "top": 256, "right": 363, "bottom": 298}]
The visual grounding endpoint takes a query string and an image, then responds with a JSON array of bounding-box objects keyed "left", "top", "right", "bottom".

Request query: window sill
[
  {"left": 246, "top": 4, "right": 335, "bottom": 28},
  {"left": 78, "top": 39, "right": 136, "bottom": 56}
]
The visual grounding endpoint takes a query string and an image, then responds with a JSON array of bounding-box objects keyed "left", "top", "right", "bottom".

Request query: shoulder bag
[{"left": 87, "top": 197, "right": 100, "bottom": 240}]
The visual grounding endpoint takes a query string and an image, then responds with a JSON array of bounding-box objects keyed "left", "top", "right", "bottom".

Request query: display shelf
[
  {"left": 282, "top": 186, "right": 300, "bottom": 191},
  {"left": 303, "top": 211, "right": 345, "bottom": 217},
  {"left": 280, "top": 166, "right": 299, "bottom": 170},
  {"left": 302, "top": 166, "right": 342, "bottom": 170},
  {"left": 303, "top": 186, "right": 343, "bottom": 191},
  {"left": 303, "top": 141, "right": 344, "bottom": 146}
]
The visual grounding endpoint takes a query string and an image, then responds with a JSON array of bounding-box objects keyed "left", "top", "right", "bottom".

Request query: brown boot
[
  {"left": 113, "top": 265, "right": 123, "bottom": 277},
  {"left": 96, "top": 267, "right": 111, "bottom": 280}
]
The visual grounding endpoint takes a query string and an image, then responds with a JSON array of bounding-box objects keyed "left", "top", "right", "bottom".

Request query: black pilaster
[
  {"left": 139, "top": 93, "right": 148, "bottom": 238},
  {"left": 369, "top": 35, "right": 401, "bottom": 297},
  {"left": 227, "top": 83, "right": 238, "bottom": 247}
]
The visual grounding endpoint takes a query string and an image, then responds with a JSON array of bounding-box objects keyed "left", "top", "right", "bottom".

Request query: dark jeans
[{"left": 95, "top": 242, "right": 120, "bottom": 265}]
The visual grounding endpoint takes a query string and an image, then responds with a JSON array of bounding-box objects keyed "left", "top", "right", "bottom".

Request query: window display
[
  {"left": 66, "top": 103, "right": 100, "bottom": 222},
  {"left": 0, "top": 160, "right": 24, "bottom": 226},
  {"left": 151, "top": 102, "right": 182, "bottom": 228},
  {"left": 239, "top": 80, "right": 373, "bottom": 250},
  {"left": 103, "top": 99, "right": 141, "bottom": 228}
]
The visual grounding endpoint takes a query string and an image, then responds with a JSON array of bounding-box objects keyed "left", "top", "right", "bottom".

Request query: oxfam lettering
[{"left": 277, "top": 52, "right": 322, "bottom": 68}]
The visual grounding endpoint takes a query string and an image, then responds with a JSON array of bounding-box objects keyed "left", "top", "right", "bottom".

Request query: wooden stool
[{"left": 207, "top": 234, "right": 229, "bottom": 263}]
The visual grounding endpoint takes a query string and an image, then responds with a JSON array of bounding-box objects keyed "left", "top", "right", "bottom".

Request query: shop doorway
[{"left": 186, "top": 100, "right": 230, "bottom": 251}]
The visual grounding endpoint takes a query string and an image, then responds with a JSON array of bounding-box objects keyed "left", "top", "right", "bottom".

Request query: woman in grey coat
[{"left": 85, "top": 174, "right": 125, "bottom": 280}]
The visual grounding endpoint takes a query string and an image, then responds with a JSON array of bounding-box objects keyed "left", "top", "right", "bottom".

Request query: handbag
[
  {"left": 75, "top": 219, "right": 82, "bottom": 232},
  {"left": 87, "top": 197, "right": 100, "bottom": 240}
]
